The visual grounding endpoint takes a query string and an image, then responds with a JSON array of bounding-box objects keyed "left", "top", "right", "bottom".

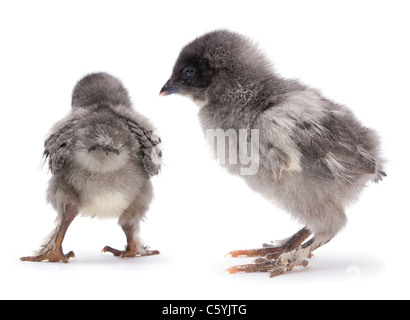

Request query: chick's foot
[
  {"left": 227, "top": 227, "right": 311, "bottom": 259},
  {"left": 102, "top": 245, "right": 159, "bottom": 258},
  {"left": 226, "top": 247, "right": 310, "bottom": 277},
  {"left": 20, "top": 249, "right": 75, "bottom": 263}
]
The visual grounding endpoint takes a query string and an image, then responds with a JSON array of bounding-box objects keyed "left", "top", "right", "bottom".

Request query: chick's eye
[{"left": 182, "top": 67, "right": 196, "bottom": 80}]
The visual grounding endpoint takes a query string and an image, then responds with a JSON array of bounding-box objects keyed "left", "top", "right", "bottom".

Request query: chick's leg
[
  {"left": 20, "top": 204, "right": 78, "bottom": 263},
  {"left": 102, "top": 223, "right": 159, "bottom": 258},
  {"left": 103, "top": 189, "right": 159, "bottom": 258}
]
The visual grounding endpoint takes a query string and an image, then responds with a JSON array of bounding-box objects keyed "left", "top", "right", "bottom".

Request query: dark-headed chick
[{"left": 161, "top": 30, "right": 386, "bottom": 277}]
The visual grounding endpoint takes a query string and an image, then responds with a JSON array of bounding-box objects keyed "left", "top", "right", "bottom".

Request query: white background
[{"left": 0, "top": 0, "right": 409, "bottom": 300}]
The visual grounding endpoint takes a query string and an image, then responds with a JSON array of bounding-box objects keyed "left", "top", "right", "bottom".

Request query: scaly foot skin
[
  {"left": 227, "top": 246, "right": 286, "bottom": 259},
  {"left": 226, "top": 256, "right": 309, "bottom": 277},
  {"left": 268, "top": 256, "right": 309, "bottom": 277},
  {"left": 102, "top": 245, "right": 159, "bottom": 258},
  {"left": 226, "top": 259, "right": 277, "bottom": 274},
  {"left": 20, "top": 250, "right": 75, "bottom": 263},
  {"left": 226, "top": 247, "right": 311, "bottom": 277},
  {"left": 226, "top": 229, "right": 313, "bottom": 277},
  {"left": 227, "top": 228, "right": 312, "bottom": 259}
]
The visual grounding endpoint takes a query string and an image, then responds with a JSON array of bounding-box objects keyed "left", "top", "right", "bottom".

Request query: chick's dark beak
[{"left": 159, "top": 79, "right": 181, "bottom": 96}]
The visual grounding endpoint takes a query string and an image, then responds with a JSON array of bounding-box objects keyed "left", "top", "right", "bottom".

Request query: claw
[
  {"left": 66, "top": 251, "right": 76, "bottom": 259},
  {"left": 226, "top": 249, "right": 255, "bottom": 257},
  {"left": 225, "top": 266, "right": 240, "bottom": 274}
]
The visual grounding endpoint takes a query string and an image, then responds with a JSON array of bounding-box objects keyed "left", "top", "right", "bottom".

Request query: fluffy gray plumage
[
  {"left": 161, "top": 30, "right": 386, "bottom": 277},
  {"left": 21, "top": 72, "right": 161, "bottom": 262}
]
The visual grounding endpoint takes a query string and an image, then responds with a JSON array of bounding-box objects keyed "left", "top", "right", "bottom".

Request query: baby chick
[
  {"left": 160, "top": 30, "right": 385, "bottom": 277},
  {"left": 21, "top": 72, "right": 161, "bottom": 262}
]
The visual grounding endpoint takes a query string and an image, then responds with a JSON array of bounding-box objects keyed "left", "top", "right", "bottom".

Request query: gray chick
[
  {"left": 21, "top": 72, "right": 161, "bottom": 262},
  {"left": 160, "top": 30, "right": 386, "bottom": 277}
]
